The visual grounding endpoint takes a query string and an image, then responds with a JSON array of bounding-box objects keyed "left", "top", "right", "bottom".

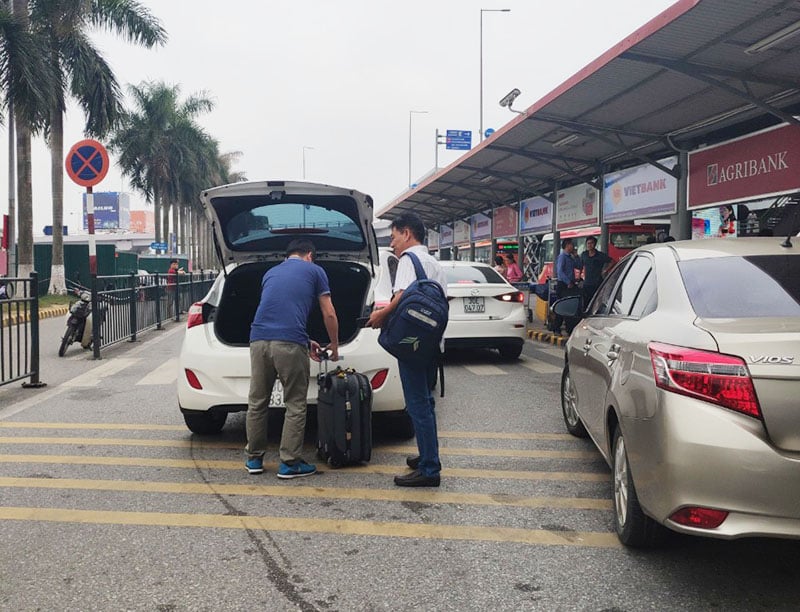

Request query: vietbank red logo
[{"left": 706, "top": 151, "right": 789, "bottom": 186}]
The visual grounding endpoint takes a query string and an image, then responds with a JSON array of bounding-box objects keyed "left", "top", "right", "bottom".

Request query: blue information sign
[
  {"left": 151, "top": 242, "right": 168, "bottom": 250},
  {"left": 446, "top": 130, "right": 472, "bottom": 151}
]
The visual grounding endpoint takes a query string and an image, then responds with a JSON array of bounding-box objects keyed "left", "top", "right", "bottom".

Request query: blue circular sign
[{"left": 484, "top": 128, "right": 495, "bottom": 138}]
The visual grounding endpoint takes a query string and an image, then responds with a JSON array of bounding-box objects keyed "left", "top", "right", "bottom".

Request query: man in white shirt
[{"left": 366, "top": 212, "right": 446, "bottom": 487}]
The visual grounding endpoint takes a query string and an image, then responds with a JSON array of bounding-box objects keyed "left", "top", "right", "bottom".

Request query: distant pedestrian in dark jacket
[{"left": 580, "top": 236, "right": 612, "bottom": 304}]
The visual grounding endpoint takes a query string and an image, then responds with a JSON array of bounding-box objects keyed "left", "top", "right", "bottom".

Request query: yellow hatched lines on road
[{"left": 0, "top": 421, "right": 616, "bottom": 548}]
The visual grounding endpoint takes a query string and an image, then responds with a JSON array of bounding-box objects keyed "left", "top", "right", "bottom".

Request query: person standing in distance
[
  {"left": 552, "top": 238, "right": 582, "bottom": 335},
  {"left": 579, "top": 236, "right": 612, "bottom": 305},
  {"left": 366, "top": 212, "right": 447, "bottom": 487},
  {"left": 245, "top": 239, "right": 339, "bottom": 479}
]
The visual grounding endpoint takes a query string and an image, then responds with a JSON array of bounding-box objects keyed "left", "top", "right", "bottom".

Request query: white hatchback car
[{"left": 177, "top": 181, "right": 407, "bottom": 435}]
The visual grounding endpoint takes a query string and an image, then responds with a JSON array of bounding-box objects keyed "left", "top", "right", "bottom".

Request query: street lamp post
[
  {"left": 408, "top": 110, "right": 428, "bottom": 188},
  {"left": 302, "top": 146, "right": 314, "bottom": 180},
  {"left": 480, "top": 8, "right": 511, "bottom": 142}
]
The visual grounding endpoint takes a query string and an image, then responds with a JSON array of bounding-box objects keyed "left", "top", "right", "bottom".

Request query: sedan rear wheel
[
  {"left": 560, "top": 364, "right": 588, "bottom": 438},
  {"left": 612, "top": 426, "right": 667, "bottom": 547}
]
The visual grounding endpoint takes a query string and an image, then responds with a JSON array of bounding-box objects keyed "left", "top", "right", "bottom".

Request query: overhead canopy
[{"left": 378, "top": 0, "right": 800, "bottom": 225}]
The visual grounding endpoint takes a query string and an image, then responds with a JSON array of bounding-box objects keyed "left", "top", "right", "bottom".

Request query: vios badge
[{"left": 748, "top": 355, "right": 794, "bottom": 364}]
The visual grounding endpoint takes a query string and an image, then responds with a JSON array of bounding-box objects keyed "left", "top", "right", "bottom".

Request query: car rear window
[
  {"left": 212, "top": 195, "right": 365, "bottom": 252},
  {"left": 679, "top": 255, "right": 800, "bottom": 318},
  {"left": 445, "top": 266, "right": 505, "bottom": 284}
]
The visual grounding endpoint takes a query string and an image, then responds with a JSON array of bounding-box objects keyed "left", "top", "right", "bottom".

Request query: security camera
[{"left": 499, "top": 88, "right": 521, "bottom": 108}]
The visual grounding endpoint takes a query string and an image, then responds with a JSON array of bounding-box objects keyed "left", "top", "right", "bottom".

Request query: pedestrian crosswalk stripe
[
  {"left": 0, "top": 437, "right": 598, "bottom": 459},
  {"left": 462, "top": 364, "right": 507, "bottom": 376},
  {"left": 520, "top": 359, "right": 562, "bottom": 375},
  {"left": 536, "top": 346, "right": 566, "bottom": 359},
  {"left": 61, "top": 358, "right": 141, "bottom": 387},
  {"left": 0, "top": 506, "right": 622, "bottom": 548},
  {"left": 0, "top": 454, "right": 608, "bottom": 482},
  {"left": 0, "top": 422, "right": 576, "bottom": 441},
  {"left": 135, "top": 358, "right": 178, "bottom": 386},
  {"left": 0, "top": 476, "right": 612, "bottom": 510}
]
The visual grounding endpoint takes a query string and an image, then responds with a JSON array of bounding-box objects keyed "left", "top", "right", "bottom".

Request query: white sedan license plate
[
  {"left": 464, "top": 296, "right": 485, "bottom": 313},
  {"left": 270, "top": 381, "right": 285, "bottom": 407}
]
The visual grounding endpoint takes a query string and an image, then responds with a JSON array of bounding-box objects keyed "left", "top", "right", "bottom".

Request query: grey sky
[{"left": 1, "top": 0, "right": 677, "bottom": 233}]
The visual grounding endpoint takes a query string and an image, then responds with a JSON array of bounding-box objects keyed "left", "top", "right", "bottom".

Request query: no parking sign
[{"left": 65, "top": 139, "right": 109, "bottom": 188}]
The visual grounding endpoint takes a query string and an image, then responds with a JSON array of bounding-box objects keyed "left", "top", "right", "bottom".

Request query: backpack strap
[{"left": 402, "top": 251, "right": 428, "bottom": 281}]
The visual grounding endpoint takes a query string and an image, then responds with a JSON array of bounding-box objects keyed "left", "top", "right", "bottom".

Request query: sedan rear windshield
[
  {"left": 445, "top": 266, "right": 505, "bottom": 284},
  {"left": 212, "top": 195, "right": 365, "bottom": 252},
  {"left": 679, "top": 255, "right": 800, "bottom": 318}
]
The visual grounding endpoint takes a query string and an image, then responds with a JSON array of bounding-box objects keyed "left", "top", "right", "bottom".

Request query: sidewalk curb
[
  {"left": 527, "top": 328, "right": 567, "bottom": 347},
  {"left": 1, "top": 305, "right": 68, "bottom": 327}
]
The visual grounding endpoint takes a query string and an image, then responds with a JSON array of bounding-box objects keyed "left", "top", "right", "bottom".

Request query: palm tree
[
  {"left": 29, "top": 0, "right": 166, "bottom": 294},
  {"left": 1, "top": 3, "right": 53, "bottom": 279},
  {"left": 109, "top": 82, "right": 213, "bottom": 256}
]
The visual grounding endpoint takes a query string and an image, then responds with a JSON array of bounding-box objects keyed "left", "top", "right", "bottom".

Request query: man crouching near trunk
[{"left": 366, "top": 212, "right": 447, "bottom": 487}]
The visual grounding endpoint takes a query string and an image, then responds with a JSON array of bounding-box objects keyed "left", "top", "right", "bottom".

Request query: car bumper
[
  {"left": 444, "top": 313, "right": 527, "bottom": 348},
  {"left": 177, "top": 324, "right": 405, "bottom": 414},
  {"left": 624, "top": 392, "right": 800, "bottom": 540}
]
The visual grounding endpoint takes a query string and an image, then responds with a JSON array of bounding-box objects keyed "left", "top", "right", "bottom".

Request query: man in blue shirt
[
  {"left": 245, "top": 239, "right": 339, "bottom": 479},
  {"left": 552, "top": 238, "right": 583, "bottom": 334}
]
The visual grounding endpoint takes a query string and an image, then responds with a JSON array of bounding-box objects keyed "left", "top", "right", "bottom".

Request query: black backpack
[{"left": 378, "top": 251, "right": 449, "bottom": 366}]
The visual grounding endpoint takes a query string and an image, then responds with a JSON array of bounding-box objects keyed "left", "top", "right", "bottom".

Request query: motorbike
[{"left": 58, "top": 288, "right": 106, "bottom": 357}]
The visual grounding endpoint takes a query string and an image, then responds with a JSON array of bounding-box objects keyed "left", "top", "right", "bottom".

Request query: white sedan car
[
  {"left": 377, "top": 251, "right": 527, "bottom": 360},
  {"left": 177, "top": 181, "right": 407, "bottom": 436}
]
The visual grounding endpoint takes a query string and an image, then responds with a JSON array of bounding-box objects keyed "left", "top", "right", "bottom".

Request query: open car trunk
[{"left": 214, "top": 261, "right": 372, "bottom": 347}]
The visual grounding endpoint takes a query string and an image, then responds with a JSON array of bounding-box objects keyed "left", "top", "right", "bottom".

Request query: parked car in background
[
  {"left": 554, "top": 237, "right": 800, "bottom": 547},
  {"left": 177, "top": 181, "right": 409, "bottom": 436}
]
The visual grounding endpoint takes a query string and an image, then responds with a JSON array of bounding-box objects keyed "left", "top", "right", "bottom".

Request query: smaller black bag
[
  {"left": 378, "top": 251, "right": 448, "bottom": 364},
  {"left": 316, "top": 364, "right": 372, "bottom": 467}
]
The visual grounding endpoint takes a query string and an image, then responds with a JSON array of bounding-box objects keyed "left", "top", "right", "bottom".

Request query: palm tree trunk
[
  {"left": 172, "top": 200, "right": 179, "bottom": 255},
  {"left": 162, "top": 201, "right": 170, "bottom": 255},
  {"left": 154, "top": 185, "right": 162, "bottom": 249},
  {"left": 179, "top": 202, "right": 187, "bottom": 257},
  {"left": 49, "top": 104, "right": 66, "bottom": 294},
  {"left": 13, "top": 0, "right": 34, "bottom": 280}
]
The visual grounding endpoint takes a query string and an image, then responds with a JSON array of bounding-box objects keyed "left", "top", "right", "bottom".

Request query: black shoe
[
  {"left": 406, "top": 455, "right": 420, "bottom": 470},
  {"left": 394, "top": 469, "right": 440, "bottom": 487}
]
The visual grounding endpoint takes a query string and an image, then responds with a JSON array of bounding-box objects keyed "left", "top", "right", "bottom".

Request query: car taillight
[
  {"left": 494, "top": 291, "right": 525, "bottom": 303},
  {"left": 185, "top": 369, "right": 203, "bottom": 390},
  {"left": 186, "top": 302, "right": 206, "bottom": 329},
  {"left": 669, "top": 507, "right": 728, "bottom": 529},
  {"left": 370, "top": 369, "right": 389, "bottom": 390},
  {"left": 648, "top": 342, "right": 761, "bottom": 418}
]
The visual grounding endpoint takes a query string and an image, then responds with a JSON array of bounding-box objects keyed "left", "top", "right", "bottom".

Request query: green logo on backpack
[{"left": 400, "top": 336, "right": 420, "bottom": 352}]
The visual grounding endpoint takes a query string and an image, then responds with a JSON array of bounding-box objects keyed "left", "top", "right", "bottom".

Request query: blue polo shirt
[
  {"left": 556, "top": 250, "right": 581, "bottom": 285},
  {"left": 249, "top": 258, "right": 331, "bottom": 346}
]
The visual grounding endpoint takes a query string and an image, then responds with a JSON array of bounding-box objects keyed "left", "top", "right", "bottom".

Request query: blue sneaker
[
  {"left": 245, "top": 456, "right": 264, "bottom": 475},
  {"left": 277, "top": 460, "right": 317, "bottom": 479}
]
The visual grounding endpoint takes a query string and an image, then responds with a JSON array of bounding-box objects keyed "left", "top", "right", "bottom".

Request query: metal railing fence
[{"left": 0, "top": 272, "right": 44, "bottom": 388}]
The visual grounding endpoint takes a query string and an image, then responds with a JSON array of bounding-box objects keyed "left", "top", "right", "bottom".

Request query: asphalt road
[{"left": 0, "top": 317, "right": 799, "bottom": 611}]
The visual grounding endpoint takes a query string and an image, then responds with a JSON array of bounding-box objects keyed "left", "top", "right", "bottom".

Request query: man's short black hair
[
  {"left": 286, "top": 239, "right": 316, "bottom": 258},
  {"left": 585, "top": 236, "right": 597, "bottom": 245},
  {"left": 170, "top": 259, "right": 178, "bottom": 265},
  {"left": 561, "top": 238, "right": 573, "bottom": 250},
  {"left": 390, "top": 212, "right": 426, "bottom": 244}
]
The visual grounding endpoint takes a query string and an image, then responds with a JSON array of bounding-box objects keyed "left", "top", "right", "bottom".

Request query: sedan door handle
[
  {"left": 582, "top": 339, "right": 592, "bottom": 355},
  {"left": 607, "top": 344, "right": 620, "bottom": 361}
]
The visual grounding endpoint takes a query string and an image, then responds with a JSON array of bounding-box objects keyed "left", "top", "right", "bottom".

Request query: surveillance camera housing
[{"left": 499, "top": 88, "right": 521, "bottom": 108}]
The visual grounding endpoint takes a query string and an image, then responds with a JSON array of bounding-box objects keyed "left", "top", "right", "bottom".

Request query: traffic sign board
[
  {"left": 446, "top": 129, "right": 472, "bottom": 151},
  {"left": 484, "top": 128, "right": 495, "bottom": 138},
  {"left": 65, "top": 139, "right": 109, "bottom": 188},
  {"left": 151, "top": 242, "right": 168, "bottom": 250}
]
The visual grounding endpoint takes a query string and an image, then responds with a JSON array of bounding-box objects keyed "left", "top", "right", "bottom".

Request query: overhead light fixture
[
  {"left": 745, "top": 18, "right": 800, "bottom": 54},
  {"left": 479, "top": 175, "right": 495, "bottom": 183},
  {"left": 552, "top": 134, "right": 579, "bottom": 148}
]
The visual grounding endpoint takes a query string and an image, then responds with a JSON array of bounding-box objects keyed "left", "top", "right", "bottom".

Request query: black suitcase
[{"left": 316, "top": 364, "right": 372, "bottom": 467}]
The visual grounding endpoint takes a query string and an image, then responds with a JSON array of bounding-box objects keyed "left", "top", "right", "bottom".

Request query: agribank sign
[{"left": 688, "top": 123, "right": 800, "bottom": 209}]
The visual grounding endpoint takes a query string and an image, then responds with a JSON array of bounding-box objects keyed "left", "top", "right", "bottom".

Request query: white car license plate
[
  {"left": 270, "top": 381, "right": 285, "bottom": 407},
  {"left": 464, "top": 296, "right": 485, "bottom": 313}
]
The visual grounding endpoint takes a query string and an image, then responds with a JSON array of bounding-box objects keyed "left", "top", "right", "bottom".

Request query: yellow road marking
[
  {"left": 0, "top": 506, "right": 621, "bottom": 548},
  {"left": 0, "top": 476, "right": 611, "bottom": 510},
  {"left": 0, "top": 422, "right": 575, "bottom": 441},
  {"left": 0, "top": 454, "right": 608, "bottom": 482},
  {"left": 0, "top": 437, "right": 597, "bottom": 459}
]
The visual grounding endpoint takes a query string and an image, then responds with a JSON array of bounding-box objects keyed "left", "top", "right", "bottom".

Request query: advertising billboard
[
  {"left": 603, "top": 157, "right": 678, "bottom": 222},
  {"left": 439, "top": 224, "right": 453, "bottom": 247},
  {"left": 556, "top": 183, "right": 599, "bottom": 231},
  {"left": 470, "top": 212, "right": 492, "bottom": 241},
  {"left": 453, "top": 220, "right": 471, "bottom": 245},
  {"left": 427, "top": 229, "right": 440, "bottom": 249},
  {"left": 688, "top": 123, "right": 800, "bottom": 209},
  {"left": 493, "top": 205, "right": 518, "bottom": 238},
  {"left": 82, "top": 192, "right": 131, "bottom": 230},
  {"left": 519, "top": 196, "right": 552, "bottom": 235}
]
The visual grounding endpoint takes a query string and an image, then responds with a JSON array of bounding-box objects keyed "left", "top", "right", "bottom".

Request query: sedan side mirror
[{"left": 551, "top": 295, "right": 582, "bottom": 318}]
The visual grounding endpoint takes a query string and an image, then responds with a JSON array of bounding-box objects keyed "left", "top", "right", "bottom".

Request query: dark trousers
[{"left": 552, "top": 281, "right": 581, "bottom": 334}]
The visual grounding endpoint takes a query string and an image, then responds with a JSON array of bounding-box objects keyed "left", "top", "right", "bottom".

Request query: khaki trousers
[{"left": 245, "top": 340, "right": 310, "bottom": 464}]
